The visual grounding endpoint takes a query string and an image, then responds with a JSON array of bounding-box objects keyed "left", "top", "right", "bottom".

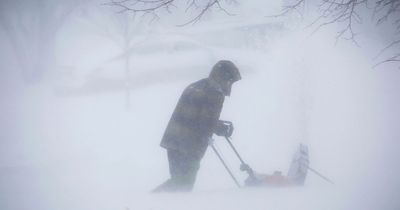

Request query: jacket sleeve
[
  {"left": 173, "top": 86, "right": 206, "bottom": 129},
  {"left": 171, "top": 85, "right": 224, "bottom": 138},
  {"left": 197, "top": 92, "right": 224, "bottom": 136}
]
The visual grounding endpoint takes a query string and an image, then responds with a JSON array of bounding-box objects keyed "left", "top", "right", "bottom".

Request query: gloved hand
[
  {"left": 214, "top": 120, "right": 234, "bottom": 137},
  {"left": 240, "top": 163, "right": 251, "bottom": 172}
]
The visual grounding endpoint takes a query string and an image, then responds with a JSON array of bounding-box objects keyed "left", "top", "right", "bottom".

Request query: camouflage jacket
[{"left": 160, "top": 78, "right": 225, "bottom": 159}]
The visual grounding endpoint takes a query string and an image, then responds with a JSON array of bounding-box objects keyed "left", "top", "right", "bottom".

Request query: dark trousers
[{"left": 153, "top": 149, "right": 201, "bottom": 192}]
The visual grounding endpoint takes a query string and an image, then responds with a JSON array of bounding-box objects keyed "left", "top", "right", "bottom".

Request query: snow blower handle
[
  {"left": 224, "top": 136, "right": 256, "bottom": 177},
  {"left": 210, "top": 144, "right": 241, "bottom": 188}
]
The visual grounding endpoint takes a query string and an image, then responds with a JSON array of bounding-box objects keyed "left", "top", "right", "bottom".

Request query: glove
[
  {"left": 240, "top": 163, "right": 251, "bottom": 172},
  {"left": 214, "top": 120, "right": 234, "bottom": 137}
]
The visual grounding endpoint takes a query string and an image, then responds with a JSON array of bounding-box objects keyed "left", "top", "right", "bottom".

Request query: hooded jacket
[{"left": 160, "top": 78, "right": 225, "bottom": 159}]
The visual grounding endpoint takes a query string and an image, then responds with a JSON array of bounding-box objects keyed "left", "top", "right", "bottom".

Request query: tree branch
[{"left": 106, "top": 0, "right": 234, "bottom": 26}]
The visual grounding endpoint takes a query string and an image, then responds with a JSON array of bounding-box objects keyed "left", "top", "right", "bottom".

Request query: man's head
[{"left": 209, "top": 60, "right": 241, "bottom": 96}]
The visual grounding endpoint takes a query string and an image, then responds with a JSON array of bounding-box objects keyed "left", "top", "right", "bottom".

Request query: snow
[{"left": 1, "top": 5, "right": 400, "bottom": 210}]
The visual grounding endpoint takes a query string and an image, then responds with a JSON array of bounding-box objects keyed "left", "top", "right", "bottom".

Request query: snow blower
[{"left": 211, "top": 122, "right": 334, "bottom": 187}]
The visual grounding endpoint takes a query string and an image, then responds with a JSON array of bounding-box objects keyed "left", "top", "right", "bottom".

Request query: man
[{"left": 153, "top": 60, "right": 241, "bottom": 192}]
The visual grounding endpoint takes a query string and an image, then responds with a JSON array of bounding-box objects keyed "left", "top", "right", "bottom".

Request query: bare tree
[
  {"left": 281, "top": 0, "right": 400, "bottom": 67},
  {"left": 81, "top": 4, "right": 146, "bottom": 109},
  {"left": 0, "top": 0, "right": 85, "bottom": 82},
  {"left": 106, "top": 0, "right": 399, "bottom": 67},
  {"left": 106, "top": 0, "right": 236, "bottom": 26}
]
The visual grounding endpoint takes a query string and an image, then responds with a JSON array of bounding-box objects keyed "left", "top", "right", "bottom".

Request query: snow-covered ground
[{"left": 1, "top": 11, "right": 400, "bottom": 210}]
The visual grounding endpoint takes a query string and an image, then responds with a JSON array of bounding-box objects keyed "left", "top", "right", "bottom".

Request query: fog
[{"left": 1, "top": 1, "right": 399, "bottom": 210}]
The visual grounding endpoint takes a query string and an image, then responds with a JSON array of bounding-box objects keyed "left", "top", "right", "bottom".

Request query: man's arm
[
  {"left": 197, "top": 93, "right": 225, "bottom": 136},
  {"left": 173, "top": 86, "right": 206, "bottom": 127}
]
